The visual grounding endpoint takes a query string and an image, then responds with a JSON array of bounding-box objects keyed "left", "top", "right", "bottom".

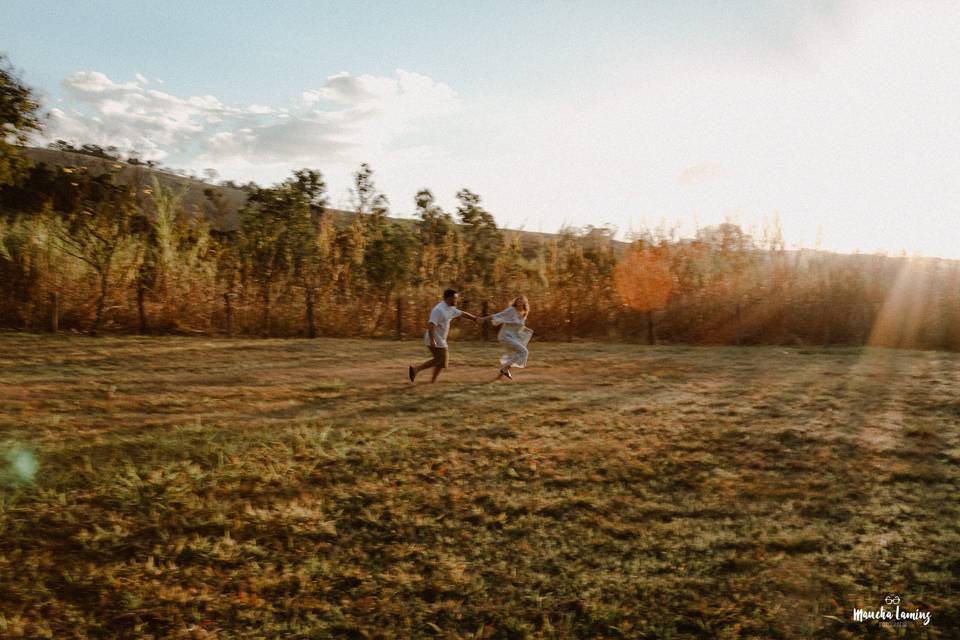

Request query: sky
[{"left": 2, "top": 0, "right": 959, "bottom": 258}]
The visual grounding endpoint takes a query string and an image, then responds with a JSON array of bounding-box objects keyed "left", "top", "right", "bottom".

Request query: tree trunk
[
  {"left": 306, "top": 287, "right": 317, "bottom": 339},
  {"left": 566, "top": 297, "right": 574, "bottom": 342},
  {"left": 735, "top": 302, "right": 742, "bottom": 346},
  {"left": 91, "top": 271, "right": 109, "bottom": 336},
  {"left": 223, "top": 292, "right": 233, "bottom": 337},
  {"left": 49, "top": 292, "right": 59, "bottom": 333},
  {"left": 137, "top": 284, "right": 148, "bottom": 334},
  {"left": 395, "top": 297, "right": 403, "bottom": 340},
  {"left": 482, "top": 300, "right": 490, "bottom": 341},
  {"left": 369, "top": 293, "right": 392, "bottom": 336},
  {"left": 261, "top": 283, "right": 271, "bottom": 337},
  {"left": 646, "top": 309, "right": 655, "bottom": 345}
]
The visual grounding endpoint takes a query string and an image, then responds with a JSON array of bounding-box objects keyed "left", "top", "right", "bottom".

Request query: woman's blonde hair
[{"left": 512, "top": 295, "right": 530, "bottom": 319}]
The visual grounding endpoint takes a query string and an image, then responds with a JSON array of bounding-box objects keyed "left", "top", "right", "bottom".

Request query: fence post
[
  {"left": 482, "top": 300, "right": 489, "bottom": 341},
  {"left": 396, "top": 297, "right": 403, "bottom": 340},
  {"left": 49, "top": 292, "right": 59, "bottom": 333},
  {"left": 223, "top": 292, "right": 233, "bottom": 337}
]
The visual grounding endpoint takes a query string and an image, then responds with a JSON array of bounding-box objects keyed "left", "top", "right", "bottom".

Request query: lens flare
[{"left": 4, "top": 446, "right": 38, "bottom": 485}]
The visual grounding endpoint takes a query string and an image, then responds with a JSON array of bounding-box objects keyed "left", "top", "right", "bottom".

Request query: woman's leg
[
  {"left": 500, "top": 337, "right": 528, "bottom": 369},
  {"left": 498, "top": 337, "right": 527, "bottom": 379},
  {"left": 515, "top": 344, "right": 529, "bottom": 368}
]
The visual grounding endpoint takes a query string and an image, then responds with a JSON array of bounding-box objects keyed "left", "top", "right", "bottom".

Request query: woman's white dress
[{"left": 490, "top": 306, "right": 533, "bottom": 368}]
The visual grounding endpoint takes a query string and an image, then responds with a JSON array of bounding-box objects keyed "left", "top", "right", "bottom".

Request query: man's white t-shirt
[{"left": 424, "top": 301, "right": 463, "bottom": 348}]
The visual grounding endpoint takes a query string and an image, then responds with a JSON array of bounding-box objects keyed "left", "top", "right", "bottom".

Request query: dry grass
[{"left": 0, "top": 335, "right": 958, "bottom": 638}]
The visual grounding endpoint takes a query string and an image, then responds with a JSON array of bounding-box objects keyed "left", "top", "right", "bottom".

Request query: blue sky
[
  {"left": 3, "top": 1, "right": 959, "bottom": 258},
  {"left": 6, "top": 1, "right": 816, "bottom": 102}
]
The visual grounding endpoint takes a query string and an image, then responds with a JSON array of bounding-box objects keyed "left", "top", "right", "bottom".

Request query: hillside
[
  {"left": 25, "top": 146, "right": 274, "bottom": 231},
  {"left": 21, "top": 147, "right": 623, "bottom": 252}
]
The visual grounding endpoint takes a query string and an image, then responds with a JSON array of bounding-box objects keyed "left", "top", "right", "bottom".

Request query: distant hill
[
  {"left": 25, "top": 147, "right": 274, "bottom": 231},
  {"left": 22, "top": 147, "right": 625, "bottom": 252}
]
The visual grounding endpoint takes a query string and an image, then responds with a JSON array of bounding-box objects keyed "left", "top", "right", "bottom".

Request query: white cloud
[
  {"left": 193, "top": 68, "right": 460, "bottom": 187},
  {"left": 44, "top": 70, "right": 264, "bottom": 160},
  {"left": 43, "top": 68, "right": 460, "bottom": 187}
]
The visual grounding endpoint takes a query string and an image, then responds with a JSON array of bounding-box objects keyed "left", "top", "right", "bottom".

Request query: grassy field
[{"left": 0, "top": 335, "right": 957, "bottom": 639}]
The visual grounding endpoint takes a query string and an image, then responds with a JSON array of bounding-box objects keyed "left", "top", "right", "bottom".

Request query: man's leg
[
  {"left": 414, "top": 356, "right": 438, "bottom": 373},
  {"left": 429, "top": 347, "right": 448, "bottom": 383},
  {"left": 411, "top": 346, "right": 445, "bottom": 381}
]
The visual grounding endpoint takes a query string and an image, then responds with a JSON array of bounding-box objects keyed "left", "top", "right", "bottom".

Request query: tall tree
[
  {"left": 0, "top": 55, "right": 43, "bottom": 187},
  {"left": 456, "top": 188, "right": 502, "bottom": 295},
  {"left": 414, "top": 189, "right": 461, "bottom": 288},
  {"left": 350, "top": 163, "right": 389, "bottom": 228},
  {"left": 614, "top": 241, "right": 673, "bottom": 344},
  {"left": 286, "top": 169, "right": 332, "bottom": 338},
  {"left": 349, "top": 163, "right": 406, "bottom": 328},
  {"left": 48, "top": 170, "right": 139, "bottom": 335},
  {"left": 213, "top": 229, "right": 242, "bottom": 336},
  {"left": 134, "top": 178, "right": 212, "bottom": 333},
  {"left": 133, "top": 179, "right": 183, "bottom": 332},
  {"left": 240, "top": 169, "right": 326, "bottom": 336},
  {"left": 364, "top": 221, "right": 416, "bottom": 333}
]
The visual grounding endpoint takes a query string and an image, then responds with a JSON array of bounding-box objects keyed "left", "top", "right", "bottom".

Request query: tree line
[
  {"left": 2, "top": 53, "right": 958, "bottom": 349},
  {"left": 1, "top": 158, "right": 958, "bottom": 351}
]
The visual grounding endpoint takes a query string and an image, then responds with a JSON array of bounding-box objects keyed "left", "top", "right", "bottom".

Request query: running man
[{"left": 409, "top": 289, "right": 478, "bottom": 383}]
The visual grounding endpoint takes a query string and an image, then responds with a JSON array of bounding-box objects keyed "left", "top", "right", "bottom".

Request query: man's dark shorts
[{"left": 428, "top": 345, "right": 449, "bottom": 368}]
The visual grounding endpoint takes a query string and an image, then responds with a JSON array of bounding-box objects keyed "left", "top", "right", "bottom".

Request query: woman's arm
[{"left": 487, "top": 308, "right": 516, "bottom": 326}]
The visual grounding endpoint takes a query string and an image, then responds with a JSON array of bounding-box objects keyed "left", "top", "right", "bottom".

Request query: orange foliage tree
[{"left": 614, "top": 243, "right": 672, "bottom": 343}]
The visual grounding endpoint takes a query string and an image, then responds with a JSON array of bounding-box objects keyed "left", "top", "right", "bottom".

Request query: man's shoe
[{"left": 409, "top": 366, "right": 416, "bottom": 382}]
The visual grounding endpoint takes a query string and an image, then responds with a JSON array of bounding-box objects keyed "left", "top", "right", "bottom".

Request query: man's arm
[
  {"left": 427, "top": 321, "right": 437, "bottom": 347},
  {"left": 459, "top": 311, "right": 479, "bottom": 322}
]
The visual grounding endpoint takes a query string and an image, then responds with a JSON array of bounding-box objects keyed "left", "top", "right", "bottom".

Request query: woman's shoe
[{"left": 500, "top": 368, "right": 513, "bottom": 380}]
